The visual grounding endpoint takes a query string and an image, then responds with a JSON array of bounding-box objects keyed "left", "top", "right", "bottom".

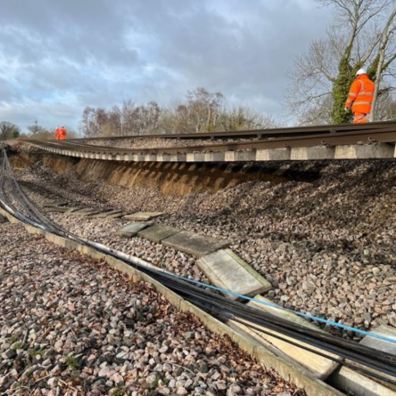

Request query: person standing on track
[
  {"left": 55, "top": 126, "right": 67, "bottom": 140},
  {"left": 344, "top": 68, "right": 375, "bottom": 124}
]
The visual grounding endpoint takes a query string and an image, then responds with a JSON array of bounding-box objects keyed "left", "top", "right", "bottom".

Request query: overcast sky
[{"left": 0, "top": 0, "right": 333, "bottom": 132}]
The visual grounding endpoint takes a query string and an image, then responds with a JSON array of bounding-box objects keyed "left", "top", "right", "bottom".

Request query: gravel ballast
[
  {"left": 14, "top": 158, "right": 396, "bottom": 336},
  {"left": 0, "top": 221, "right": 300, "bottom": 395}
]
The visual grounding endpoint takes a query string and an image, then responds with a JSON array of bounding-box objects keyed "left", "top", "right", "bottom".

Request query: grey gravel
[
  {"left": 0, "top": 222, "right": 300, "bottom": 395},
  {"left": 14, "top": 158, "right": 396, "bottom": 336}
]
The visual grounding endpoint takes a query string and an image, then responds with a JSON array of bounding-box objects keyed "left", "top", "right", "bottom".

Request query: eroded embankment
[
  {"left": 11, "top": 150, "right": 396, "bottom": 335},
  {"left": 11, "top": 152, "right": 304, "bottom": 196}
]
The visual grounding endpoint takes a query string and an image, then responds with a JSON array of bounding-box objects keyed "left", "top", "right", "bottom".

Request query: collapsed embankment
[
  {"left": 11, "top": 149, "right": 396, "bottom": 335},
  {"left": 12, "top": 153, "right": 319, "bottom": 195},
  {"left": 11, "top": 152, "right": 296, "bottom": 195}
]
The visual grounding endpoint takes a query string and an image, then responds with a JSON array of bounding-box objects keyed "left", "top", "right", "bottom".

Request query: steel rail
[
  {"left": 23, "top": 126, "right": 396, "bottom": 156},
  {"left": 68, "top": 120, "right": 396, "bottom": 141},
  {"left": 1, "top": 149, "right": 396, "bottom": 386}
]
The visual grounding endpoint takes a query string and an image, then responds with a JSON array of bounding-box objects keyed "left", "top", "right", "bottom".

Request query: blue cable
[{"left": 167, "top": 271, "right": 396, "bottom": 345}]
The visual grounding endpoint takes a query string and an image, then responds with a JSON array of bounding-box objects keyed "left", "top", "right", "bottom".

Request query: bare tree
[
  {"left": 289, "top": 0, "right": 396, "bottom": 124},
  {"left": 0, "top": 121, "right": 20, "bottom": 140},
  {"left": 80, "top": 88, "right": 274, "bottom": 137},
  {"left": 27, "top": 121, "right": 52, "bottom": 140},
  {"left": 121, "top": 101, "right": 160, "bottom": 135},
  {"left": 370, "top": 7, "right": 396, "bottom": 119}
]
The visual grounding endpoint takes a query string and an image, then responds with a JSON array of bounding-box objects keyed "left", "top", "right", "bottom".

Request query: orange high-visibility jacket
[
  {"left": 59, "top": 127, "right": 67, "bottom": 140},
  {"left": 55, "top": 128, "right": 61, "bottom": 140},
  {"left": 55, "top": 128, "right": 67, "bottom": 140},
  {"left": 55, "top": 127, "right": 67, "bottom": 140},
  {"left": 345, "top": 74, "right": 375, "bottom": 114}
]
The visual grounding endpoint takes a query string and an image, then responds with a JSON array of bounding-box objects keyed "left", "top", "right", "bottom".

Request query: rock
[
  {"left": 176, "top": 386, "right": 188, "bottom": 395},
  {"left": 47, "top": 377, "right": 57, "bottom": 387},
  {"left": 227, "top": 383, "right": 242, "bottom": 395},
  {"left": 5, "top": 349, "right": 16, "bottom": 359},
  {"left": 214, "top": 380, "right": 227, "bottom": 390},
  {"left": 146, "top": 373, "right": 158, "bottom": 389},
  {"left": 111, "top": 372, "right": 124, "bottom": 385},
  {"left": 198, "top": 360, "right": 209, "bottom": 373}
]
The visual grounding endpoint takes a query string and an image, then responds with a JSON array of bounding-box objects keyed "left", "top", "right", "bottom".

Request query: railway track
[
  {"left": 72, "top": 120, "right": 396, "bottom": 141},
  {"left": 2, "top": 148, "right": 396, "bottom": 395},
  {"left": 22, "top": 122, "right": 396, "bottom": 162}
]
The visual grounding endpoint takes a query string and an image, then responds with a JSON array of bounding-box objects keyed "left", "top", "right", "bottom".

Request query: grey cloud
[{"left": 0, "top": 0, "right": 333, "bottom": 131}]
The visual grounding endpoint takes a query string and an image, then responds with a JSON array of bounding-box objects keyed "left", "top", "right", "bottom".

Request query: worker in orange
[
  {"left": 344, "top": 68, "right": 375, "bottom": 124},
  {"left": 55, "top": 126, "right": 67, "bottom": 140}
]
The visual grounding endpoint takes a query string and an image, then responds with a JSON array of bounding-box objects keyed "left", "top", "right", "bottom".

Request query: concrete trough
[
  {"left": 117, "top": 222, "right": 152, "bottom": 237},
  {"left": 229, "top": 295, "right": 339, "bottom": 380},
  {"left": 197, "top": 249, "right": 271, "bottom": 299},
  {"left": 329, "top": 325, "right": 396, "bottom": 395},
  {"left": 163, "top": 231, "right": 230, "bottom": 257},
  {"left": 138, "top": 224, "right": 180, "bottom": 243}
]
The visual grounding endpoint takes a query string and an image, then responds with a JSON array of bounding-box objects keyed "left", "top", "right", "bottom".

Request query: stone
[
  {"left": 163, "top": 231, "right": 230, "bottom": 257},
  {"left": 138, "top": 224, "right": 180, "bottom": 243},
  {"left": 117, "top": 222, "right": 152, "bottom": 237},
  {"left": 176, "top": 387, "right": 188, "bottom": 395},
  {"left": 47, "top": 377, "right": 57, "bottom": 387},
  {"left": 146, "top": 373, "right": 158, "bottom": 388},
  {"left": 5, "top": 349, "right": 16, "bottom": 359},
  {"left": 197, "top": 249, "right": 271, "bottom": 299}
]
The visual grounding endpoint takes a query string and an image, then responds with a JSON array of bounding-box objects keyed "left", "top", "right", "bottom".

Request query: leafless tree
[
  {"left": 80, "top": 88, "right": 274, "bottom": 137},
  {"left": 0, "top": 121, "right": 20, "bottom": 140},
  {"left": 289, "top": 0, "right": 396, "bottom": 124}
]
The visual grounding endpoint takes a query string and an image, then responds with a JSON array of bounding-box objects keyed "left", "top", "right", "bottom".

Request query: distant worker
[
  {"left": 344, "top": 68, "right": 375, "bottom": 124},
  {"left": 55, "top": 126, "right": 67, "bottom": 140}
]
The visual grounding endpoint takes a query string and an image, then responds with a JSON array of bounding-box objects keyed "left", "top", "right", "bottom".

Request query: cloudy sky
[{"left": 0, "top": 0, "right": 333, "bottom": 132}]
